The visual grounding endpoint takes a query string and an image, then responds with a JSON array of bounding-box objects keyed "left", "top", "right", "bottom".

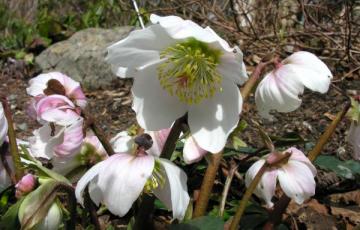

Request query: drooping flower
[
  {"left": 27, "top": 72, "right": 87, "bottom": 108},
  {"left": 34, "top": 94, "right": 81, "bottom": 126},
  {"left": 0, "top": 103, "right": 8, "bottom": 145},
  {"left": 15, "top": 174, "right": 37, "bottom": 198},
  {"left": 29, "top": 117, "right": 84, "bottom": 159},
  {"left": 245, "top": 147, "right": 316, "bottom": 207},
  {"left": 76, "top": 131, "right": 190, "bottom": 220},
  {"left": 106, "top": 14, "right": 247, "bottom": 153},
  {"left": 255, "top": 51, "right": 332, "bottom": 119}
]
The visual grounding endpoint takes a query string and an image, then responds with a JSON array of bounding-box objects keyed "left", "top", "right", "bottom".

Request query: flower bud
[{"left": 15, "top": 174, "right": 37, "bottom": 198}]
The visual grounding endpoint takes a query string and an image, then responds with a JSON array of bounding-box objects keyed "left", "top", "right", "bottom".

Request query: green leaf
[
  {"left": 0, "top": 198, "right": 24, "bottom": 230},
  {"left": 18, "top": 180, "right": 61, "bottom": 230},
  {"left": 232, "top": 136, "right": 247, "bottom": 150},
  {"left": 314, "top": 156, "right": 360, "bottom": 179},
  {"left": 20, "top": 145, "right": 70, "bottom": 184},
  {"left": 347, "top": 98, "right": 360, "bottom": 122},
  {"left": 169, "top": 216, "right": 224, "bottom": 230}
]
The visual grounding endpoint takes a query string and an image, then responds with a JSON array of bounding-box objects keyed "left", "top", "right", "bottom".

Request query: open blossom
[
  {"left": 106, "top": 14, "right": 247, "bottom": 153},
  {"left": 348, "top": 122, "right": 360, "bottom": 160},
  {"left": 0, "top": 104, "right": 8, "bottom": 145},
  {"left": 29, "top": 117, "right": 84, "bottom": 159},
  {"left": 255, "top": 51, "right": 332, "bottom": 119},
  {"left": 76, "top": 131, "right": 190, "bottom": 220},
  {"left": 245, "top": 147, "right": 316, "bottom": 207},
  {"left": 27, "top": 72, "right": 87, "bottom": 108}
]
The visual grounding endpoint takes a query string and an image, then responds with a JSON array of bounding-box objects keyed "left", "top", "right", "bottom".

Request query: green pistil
[
  {"left": 158, "top": 38, "right": 223, "bottom": 104},
  {"left": 144, "top": 160, "right": 165, "bottom": 193}
]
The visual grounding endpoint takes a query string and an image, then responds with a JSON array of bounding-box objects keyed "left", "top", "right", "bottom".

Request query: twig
[
  {"left": 219, "top": 162, "right": 238, "bottom": 217},
  {"left": 1, "top": 97, "right": 24, "bottom": 181},
  {"left": 82, "top": 110, "right": 116, "bottom": 156}
]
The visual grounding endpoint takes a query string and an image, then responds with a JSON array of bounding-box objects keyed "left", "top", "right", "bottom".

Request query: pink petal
[
  {"left": 286, "top": 147, "right": 316, "bottom": 176},
  {"left": 147, "top": 128, "right": 171, "bottom": 157},
  {"left": 83, "top": 135, "right": 108, "bottom": 158},
  {"left": 278, "top": 161, "right": 316, "bottom": 204},
  {"left": 54, "top": 118, "right": 84, "bottom": 157},
  {"left": 183, "top": 136, "right": 207, "bottom": 164}
]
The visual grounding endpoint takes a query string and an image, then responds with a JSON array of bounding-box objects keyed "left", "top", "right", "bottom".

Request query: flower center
[{"left": 158, "top": 38, "right": 222, "bottom": 104}]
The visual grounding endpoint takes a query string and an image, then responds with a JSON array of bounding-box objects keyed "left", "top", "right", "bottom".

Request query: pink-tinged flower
[
  {"left": 255, "top": 51, "right": 332, "bottom": 119},
  {"left": 83, "top": 135, "right": 107, "bottom": 159},
  {"left": 0, "top": 104, "right": 8, "bottom": 145},
  {"left": 27, "top": 72, "right": 87, "bottom": 108},
  {"left": 29, "top": 118, "right": 84, "bottom": 159},
  {"left": 0, "top": 154, "right": 13, "bottom": 192},
  {"left": 348, "top": 122, "right": 360, "bottom": 160},
  {"left": 35, "top": 95, "right": 81, "bottom": 126},
  {"left": 106, "top": 14, "right": 247, "bottom": 153},
  {"left": 76, "top": 132, "right": 190, "bottom": 220},
  {"left": 245, "top": 147, "right": 316, "bottom": 207},
  {"left": 15, "top": 174, "right": 37, "bottom": 198}
]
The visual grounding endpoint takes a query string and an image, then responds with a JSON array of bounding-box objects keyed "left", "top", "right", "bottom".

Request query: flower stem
[
  {"left": 219, "top": 162, "right": 238, "bottom": 217},
  {"left": 161, "top": 114, "right": 187, "bottom": 159},
  {"left": 193, "top": 152, "right": 223, "bottom": 217},
  {"left": 193, "top": 59, "right": 273, "bottom": 218},
  {"left": 1, "top": 97, "right": 24, "bottom": 181},
  {"left": 263, "top": 101, "right": 351, "bottom": 229},
  {"left": 84, "top": 187, "right": 101, "bottom": 230},
  {"left": 82, "top": 109, "right": 116, "bottom": 156},
  {"left": 229, "top": 152, "right": 291, "bottom": 230}
]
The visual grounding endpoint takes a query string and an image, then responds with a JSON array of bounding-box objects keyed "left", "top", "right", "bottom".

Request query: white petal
[
  {"left": 75, "top": 160, "right": 106, "bottom": 205},
  {"left": 183, "top": 136, "right": 207, "bottom": 164},
  {"left": 278, "top": 161, "right": 316, "bottom": 204},
  {"left": 348, "top": 122, "right": 360, "bottom": 160},
  {"left": 110, "top": 131, "right": 134, "bottom": 153},
  {"left": 153, "top": 159, "right": 190, "bottom": 220},
  {"left": 284, "top": 51, "right": 332, "bottom": 93},
  {"left": 245, "top": 159, "right": 277, "bottom": 207},
  {"left": 0, "top": 104, "right": 8, "bottom": 145},
  {"left": 106, "top": 24, "right": 173, "bottom": 78},
  {"left": 217, "top": 46, "right": 248, "bottom": 85},
  {"left": 132, "top": 63, "right": 187, "bottom": 131},
  {"left": 188, "top": 80, "right": 242, "bottom": 153},
  {"left": 255, "top": 67, "right": 304, "bottom": 119},
  {"left": 286, "top": 147, "right": 316, "bottom": 176},
  {"left": 150, "top": 14, "right": 233, "bottom": 53},
  {"left": 97, "top": 154, "right": 154, "bottom": 217},
  {"left": 28, "top": 124, "right": 65, "bottom": 159}
]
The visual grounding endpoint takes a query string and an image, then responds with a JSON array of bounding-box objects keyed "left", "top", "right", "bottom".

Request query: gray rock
[{"left": 35, "top": 27, "right": 133, "bottom": 89}]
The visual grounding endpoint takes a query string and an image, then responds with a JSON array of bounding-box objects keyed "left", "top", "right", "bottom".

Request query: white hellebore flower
[
  {"left": 0, "top": 103, "right": 8, "bottom": 145},
  {"left": 106, "top": 14, "right": 248, "bottom": 153},
  {"left": 76, "top": 131, "right": 190, "bottom": 220},
  {"left": 245, "top": 147, "right": 316, "bottom": 207},
  {"left": 255, "top": 51, "right": 332, "bottom": 119}
]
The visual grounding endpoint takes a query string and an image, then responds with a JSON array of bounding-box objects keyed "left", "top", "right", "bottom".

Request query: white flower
[
  {"left": 0, "top": 104, "right": 8, "bottom": 145},
  {"left": 106, "top": 14, "right": 247, "bottom": 153},
  {"left": 76, "top": 131, "right": 190, "bottom": 220},
  {"left": 245, "top": 147, "right": 317, "bottom": 207},
  {"left": 255, "top": 51, "right": 332, "bottom": 119},
  {"left": 348, "top": 122, "right": 360, "bottom": 160}
]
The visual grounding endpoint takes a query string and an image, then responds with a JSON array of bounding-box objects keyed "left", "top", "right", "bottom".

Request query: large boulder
[{"left": 35, "top": 27, "right": 133, "bottom": 89}]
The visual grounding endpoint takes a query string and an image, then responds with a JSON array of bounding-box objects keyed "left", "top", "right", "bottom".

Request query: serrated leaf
[
  {"left": 18, "top": 180, "right": 61, "bottom": 230},
  {"left": 169, "top": 216, "right": 224, "bottom": 230},
  {"left": 314, "top": 156, "right": 360, "bottom": 179},
  {"left": 0, "top": 198, "right": 24, "bottom": 230}
]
